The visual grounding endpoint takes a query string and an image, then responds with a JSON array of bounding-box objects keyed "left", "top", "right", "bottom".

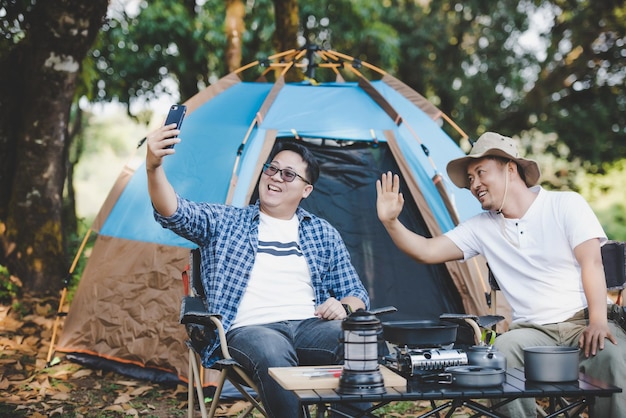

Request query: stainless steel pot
[
  {"left": 466, "top": 345, "right": 507, "bottom": 370},
  {"left": 523, "top": 346, "right": 579, "bottom": 382}
]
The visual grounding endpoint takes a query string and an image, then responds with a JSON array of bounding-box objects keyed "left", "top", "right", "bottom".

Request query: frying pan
[
  {"left": 421, "top": 366, "right": 505, "bottom": 387},
  {"left": 381, "top": 320, "right": 458, "bottom": 347}
]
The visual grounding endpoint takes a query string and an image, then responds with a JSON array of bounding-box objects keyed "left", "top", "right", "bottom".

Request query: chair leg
[
  {"left": 208, "top": 369, "right": 229, "bottom": 418},
  {"left": 231, "top": 367, "right": 268, "bottom": 417},
  {"left": 228, "top": 377, "right": 268, "bottom": 417},
  {"left": 188, "top": 352, "right": 194, "bottom": 418},
  {"left": 189, "top": 348, "right": 208, "bottom": 418}
]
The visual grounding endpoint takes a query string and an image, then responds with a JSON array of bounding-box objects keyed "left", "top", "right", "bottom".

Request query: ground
[
  {"left": 0, "top": 293, "right": 195, "bottom": 417},
  {"left": 0, "top": 293, "right": 449, "bottom": 418},
  {"left": 1, "top": 293, "right": 566, "bottom": 417}
]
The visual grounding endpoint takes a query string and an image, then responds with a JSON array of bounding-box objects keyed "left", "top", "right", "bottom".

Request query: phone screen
[{"left": 164, "top": 104, "right": 186, "bottom": 148}]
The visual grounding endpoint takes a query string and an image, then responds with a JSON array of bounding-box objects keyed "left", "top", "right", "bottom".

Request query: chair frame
[{"left": 180, "top": 249, "right": 268, "bottom": 418}]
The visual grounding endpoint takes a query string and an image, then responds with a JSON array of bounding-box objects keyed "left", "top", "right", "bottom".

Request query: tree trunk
[
  {"left": 272, "top": 0, "right": 300, "bottom": 81},
  {"left": 0, "top": 0, "right": 108, "bottom": 296},
  {"left": 225, "top": 0, "right": 246, "bottom": 73},
  {"left": 272, "top": 0, "right": 299, "bottom": 53}
]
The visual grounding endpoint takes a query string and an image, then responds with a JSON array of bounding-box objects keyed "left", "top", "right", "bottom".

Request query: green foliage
[
  {"left": 0, "top": 0, "right": 35, "bottom": 54},
  {"left": 82, "top": 0, "right": 626, "bottom": 166},
  {"left": 578, "top": 159, "right": 626, "bottom": 241},
  {"left": 299, "top": 0, "right": 400, "bottom": 76},
  {"left": 86, "top": 0, "right": 230, "bottom": 104},
  {"left": 0, "top": 264, "right": 20, "bottom": 304}
]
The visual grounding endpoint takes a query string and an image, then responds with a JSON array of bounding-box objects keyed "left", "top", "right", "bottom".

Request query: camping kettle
[{"left": 466, "top": 345, "right": 507, "bottom": 370}]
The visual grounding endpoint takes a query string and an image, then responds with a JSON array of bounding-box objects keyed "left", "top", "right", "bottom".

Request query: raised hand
[
  {"left": 146, "top": 124, "right": 180, "bottom": 171},
  {"left": 376, "top": 171, "right": 405, "bottom": 224}
]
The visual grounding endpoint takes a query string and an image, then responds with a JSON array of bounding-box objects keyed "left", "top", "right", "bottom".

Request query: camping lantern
[{"left": 337, "top": 310, "right": 386, "bottom": 395}]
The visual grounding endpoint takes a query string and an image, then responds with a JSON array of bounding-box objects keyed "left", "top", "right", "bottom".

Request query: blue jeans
[{"left": 227, "top": 318, "right": 345, "bottom": 418}]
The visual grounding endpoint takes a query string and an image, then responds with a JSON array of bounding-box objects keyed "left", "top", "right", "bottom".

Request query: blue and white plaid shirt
[{"left": 155, "top": 194, "right": 369, "bottom": 367}]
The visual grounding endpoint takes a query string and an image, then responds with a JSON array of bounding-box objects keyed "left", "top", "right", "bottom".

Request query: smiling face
[
  {"left": 258, "top": 150, "right": 313, "bottom": 219},
  {"left": 466, "top": 157, "right": 509, "bottom": 211}
]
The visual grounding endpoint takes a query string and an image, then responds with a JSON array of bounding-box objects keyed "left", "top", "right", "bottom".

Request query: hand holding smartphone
[{"left": 164, "top": 104, "right": 186, "bottom": 149}]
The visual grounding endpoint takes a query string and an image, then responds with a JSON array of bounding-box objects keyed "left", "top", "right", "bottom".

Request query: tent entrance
[{"left": 255, "top": 138, "right": 464, "bottom": 319}]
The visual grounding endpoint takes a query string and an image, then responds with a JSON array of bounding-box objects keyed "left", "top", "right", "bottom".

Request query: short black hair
[{"left": 269, "top": 140, "right": 320, "bottom": 185}]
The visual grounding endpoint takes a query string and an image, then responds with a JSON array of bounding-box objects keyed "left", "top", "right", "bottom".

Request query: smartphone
[{"left": 164, "top": 104, "right": 186, "bottom": 148}]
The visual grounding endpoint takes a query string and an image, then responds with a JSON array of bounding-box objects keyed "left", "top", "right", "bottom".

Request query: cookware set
[{"left": 374, "top": 311, "right": 579, "bottom": 388}]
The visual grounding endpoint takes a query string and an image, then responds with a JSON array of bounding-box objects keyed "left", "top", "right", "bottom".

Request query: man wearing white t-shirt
[
  {"left": 376, "top": 132, "right": 625, "bottom": 417},
  {"left": 147, "top": 123, "right": 369, "bottom": 417}
]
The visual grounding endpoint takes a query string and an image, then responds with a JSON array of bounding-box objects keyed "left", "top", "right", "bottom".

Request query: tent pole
[
  {"left": 45, "top": 228, "right": 93, "bottom": 367},
  {"left": 440, "top": 113, "right": 469, "bottom": 141},
  {"left": 225, "top": 117, "right": 260, "bottom": 205},
  {"left": 326, "top": 49, "right": 388, "bottom": 76}
]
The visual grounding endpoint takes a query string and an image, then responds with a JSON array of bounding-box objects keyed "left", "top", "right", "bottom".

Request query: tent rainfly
[{"left": 54, "top": 47, "right": 491, "bottom": 387}]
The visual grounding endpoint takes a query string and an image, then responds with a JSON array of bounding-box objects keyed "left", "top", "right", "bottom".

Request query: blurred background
[{"left": 1, "top": 0, "right": 624, "bottom": 298}]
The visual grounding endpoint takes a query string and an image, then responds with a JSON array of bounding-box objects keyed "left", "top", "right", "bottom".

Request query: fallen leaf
[
  {"left": 71, "top": 369, "right": 92, "bottom": 379},
  {"left": 124, "top": 407, "right": 139, "bottom": 416},
  {"left": 0, "top": 316, "right": 22, "bottom": 332},
  {"left": 53, "top": 383, "right": 72, "bottom": 394},
  {"left": 103, "top": 404, "right": 125, "bottom": 412},
  {"left": 115, "top": 380, "right": 140, "bottom": 387},
  {"left": 35, "top": 303, "right": 51, "bottom": 317},
  {"left": 113, "top": 393, "right": 132, "bottom": 404},
  {"left": 50, "top": 392, "right": 70, "bottom": 401},
  {"left": 129, "top": 385, "right": 153, "bottom": 396}
]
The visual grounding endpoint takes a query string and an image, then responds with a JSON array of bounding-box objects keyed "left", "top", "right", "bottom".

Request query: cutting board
[{"left": 268, "top": 365, "right": 406, "bottom": 391}]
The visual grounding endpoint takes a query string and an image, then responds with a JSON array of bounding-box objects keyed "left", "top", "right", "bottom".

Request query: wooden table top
[{"left": 268, "top": 365, "right": 406, "bottom": 391}]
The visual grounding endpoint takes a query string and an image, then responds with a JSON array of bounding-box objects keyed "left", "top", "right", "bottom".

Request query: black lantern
[{"left": 337, "top": 310, "right": 386, "bottom": 395}]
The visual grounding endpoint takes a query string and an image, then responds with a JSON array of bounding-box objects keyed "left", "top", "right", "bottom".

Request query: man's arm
[
  {"left": 315, "top": 295, "right": 365, "bottom": 321},
  {"left": 575, "top": 238, "right": 617, "bottom": 357},
  {"left": 376, "top": 172, "right": 463, "bottom": 263},
  {"left": 146, "top": 123, "right": 181, "bottom": 216}
]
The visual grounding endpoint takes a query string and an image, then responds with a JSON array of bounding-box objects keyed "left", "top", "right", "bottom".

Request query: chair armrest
[{"left": 180, "top": 296, "right": 222, "bottom": 327}]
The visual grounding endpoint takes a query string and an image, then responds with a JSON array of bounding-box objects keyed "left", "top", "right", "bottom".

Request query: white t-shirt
[
  {"left": 445, "top": 186, "right": 607, "bottom": 324},
  {"left": 231, "top": 212, "right": 316, "bottom": 329}
]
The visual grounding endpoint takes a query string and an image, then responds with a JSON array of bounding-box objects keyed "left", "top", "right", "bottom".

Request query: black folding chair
[{"left": 180, "top": 249, "right": 267, "bottom": 418}]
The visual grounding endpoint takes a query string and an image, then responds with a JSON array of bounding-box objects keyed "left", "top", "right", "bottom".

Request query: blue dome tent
[{"left": 54, "top": 48, "right": 490, "bottom": 387}]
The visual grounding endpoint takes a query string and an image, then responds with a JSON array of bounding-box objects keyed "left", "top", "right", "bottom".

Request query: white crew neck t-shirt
[
  {"left": 231, "top": 212, "right": 315, "bottom": 329},
  {"left": 445, "top": 187, "right": 607, "bottom": 324}
]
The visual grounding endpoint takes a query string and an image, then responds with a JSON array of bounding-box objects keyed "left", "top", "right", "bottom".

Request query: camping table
[{"left": 268, "top": 366, "right": 622, "bottom": 418}]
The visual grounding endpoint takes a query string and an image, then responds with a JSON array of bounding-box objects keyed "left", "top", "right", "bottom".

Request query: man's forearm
[
  {"left": 581, "top": 262, "right": 610, "bottom": 325},
  {"left": 340, "top": 296, "right": 366, "bottom": 312},
  {"left": 147, "top": 166, "right": 178, "bottom": 217}
]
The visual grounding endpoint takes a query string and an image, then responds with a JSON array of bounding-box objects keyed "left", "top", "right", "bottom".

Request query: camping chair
[
  {"left": 602, "top": 240, "right": 626, "bottom": 306},
  {"left": 180, "top": 249, "right": 268, "bottom": 418}
]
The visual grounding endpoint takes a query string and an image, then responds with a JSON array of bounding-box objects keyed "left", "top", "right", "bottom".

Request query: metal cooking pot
[
  {"left": 422, "top": 366, "right": 505, "bottom": 387},
  {"left": 466, "top": 345, "right": 507, "bottom": 370},
  {"left": 381, "top": 320, "right": 458, "bottom": 347},
  {"left": 524, "top": 346, "right": 579, "bottom": 382}
]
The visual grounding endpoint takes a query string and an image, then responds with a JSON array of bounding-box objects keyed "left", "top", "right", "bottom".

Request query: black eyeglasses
[{"left": 262, "top": 163, "right": 311, "bottom": 185}]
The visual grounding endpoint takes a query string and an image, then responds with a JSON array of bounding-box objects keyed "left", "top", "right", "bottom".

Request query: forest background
[
  {"left": 1, "top": 0, "right": 625, "bottom": 298},
  {"left": 0, "top": 0, "right": 625, "bottom": 416}
]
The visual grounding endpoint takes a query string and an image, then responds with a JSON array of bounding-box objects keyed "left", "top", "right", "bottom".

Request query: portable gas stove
[{"left": 383, "top": 344, "right": 468, "bottom": 379}]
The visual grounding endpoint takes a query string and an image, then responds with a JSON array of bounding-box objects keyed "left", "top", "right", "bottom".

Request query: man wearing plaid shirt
[{"left": 147, "top": 123, "right": 369, "bottom": 418}]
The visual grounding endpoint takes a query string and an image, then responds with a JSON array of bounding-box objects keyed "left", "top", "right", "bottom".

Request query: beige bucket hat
[{"left": 446, "top": 132, "right": 540, "bottom": 189}]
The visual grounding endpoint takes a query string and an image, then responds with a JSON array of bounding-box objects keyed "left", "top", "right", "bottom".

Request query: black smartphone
[{"left": 164, "top": 104, "right": 186, "bottom": 148}]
